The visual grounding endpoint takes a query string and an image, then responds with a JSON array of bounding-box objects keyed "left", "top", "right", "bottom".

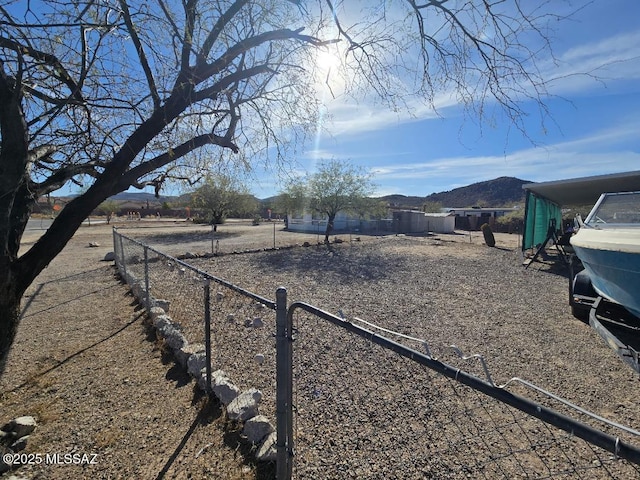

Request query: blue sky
[
  {"left": 48, "top": 1, "right": 640, "bottom": 200},
  {"left": 247, "top": 0, "right": 640, "bottom": 199}
]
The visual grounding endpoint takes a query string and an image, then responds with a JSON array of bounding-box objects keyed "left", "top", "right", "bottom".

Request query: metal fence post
[
  {"left": 112, "top": 227, "right": 118, "bottom": 261},
  {"left": 276, "top": 286, "right": 292, "bottom": 480},
  {"left": 119, "top": 231, "right": 127, "bottom": 278},
  {"left": 143, "top": 246, "right": 150, "bottom": 314},
  {"left": 204, "top": 279, "right": 212, "bottom": 394}
]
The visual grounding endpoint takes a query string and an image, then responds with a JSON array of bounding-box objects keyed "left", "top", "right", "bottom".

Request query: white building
[
  {"left": 286, "top": 209, "right": 455, "bottom": 234},
  {"left": 392, "top": 210, "right": 455, "bottom": 234}
]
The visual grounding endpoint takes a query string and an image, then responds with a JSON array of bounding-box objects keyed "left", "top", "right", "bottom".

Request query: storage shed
[
  {"left": 424, "top": 212, "right": 456, "bottom": 233},
  {"left": 392, "top": 210, "right": 455, "bottom": 234}
]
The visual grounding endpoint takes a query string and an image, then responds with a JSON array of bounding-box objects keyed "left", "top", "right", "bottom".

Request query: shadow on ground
[
  {"left": 6, "top": 310, "right": 144, "bottom": 393},
  {"left": 154, "top": 392, "right": 275, "bottom": 480},
  {"left": 137, "top": 229, "right": 240, "bottom": 245},
  {"left": 252, "top": 242, "right": 408, "bottom": 284}
]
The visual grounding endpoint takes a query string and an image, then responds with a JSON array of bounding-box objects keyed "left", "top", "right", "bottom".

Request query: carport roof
[{"left": 522, "top": 170, "right": 640, "bottom": 206}]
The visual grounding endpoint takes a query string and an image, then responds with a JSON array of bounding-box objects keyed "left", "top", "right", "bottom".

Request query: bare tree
[{"left": 0, "top": 0, "right": 574, "bottom": 369}]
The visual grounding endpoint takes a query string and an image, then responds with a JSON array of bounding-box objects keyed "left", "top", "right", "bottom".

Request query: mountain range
[
  {"left": 380, "top": 176, "right": 530, "bottom": 209},
  {"left": 59, "top": 176, "right": 531, "bottom": 209}
]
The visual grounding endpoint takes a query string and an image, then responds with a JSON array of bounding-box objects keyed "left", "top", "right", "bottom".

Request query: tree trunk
[
  {"left": 324, "top": 214, "right": 336, "bottom": 243},
  {"left": 0, "top": 272, "right": 25, "bottom": 377},
  {"left": 0, "top": 177, "right": 139, "bottom": 373}
]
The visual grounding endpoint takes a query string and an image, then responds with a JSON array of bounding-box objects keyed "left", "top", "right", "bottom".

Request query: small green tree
[
  {"left": 351, "top": 197, "right": 388, "bottom": 220},
  {"left": 496, "top": 209, "right": 524, "bottom": 233},
  {"left": 191, "top": 175, "right": 253, "bottom": 224},
  {"left": 230, "top": 194, "right": 259, "bottom": 219},
  {"left": 97, "top": 200, "right": 119, "bottom": 224},
  {"left": 273, "top": 186, "right": 307, "bottom": 220},
  {"left": 283, "top": 160, "right": 377, "bottom": 242}
]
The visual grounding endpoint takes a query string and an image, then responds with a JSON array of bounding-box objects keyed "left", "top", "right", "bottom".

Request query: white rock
[
  {"left": 11, "top": 435, "right": 29, "bottom": 451},
  {"left": 154, "top": 299, "right": 170, "bottom": 312},
  {"left": 256, "top": 431, "right": 277, "bottom": 462},
  {"left": 131, "top": 282, "right": 146, "bottom": 302},
  {"left": 227, "top": 388, "right": 262, "bottom": 422},
  {"left": 211, "top": 370, "right": 240, "bottom": 404},
  {"left": 187, "top": 351, "right": 208, "bottom": 378},
  {"left": 153, "top": 314, "right": 172, "bottom": 331},
  {"left": 2, "top": 416, "right": 37, "bottom": 438},
  {"left": 243, "top": 415, "right": 275, "bottom": 444},
  {"left": 149, "top": 307, "right": 166, "bottom": 322},
  {"left": 176, "top": 343, "right": 205, "bottom": 368},
  {"left": 163, "top": 326, "right": 187, "bottom": 351}
]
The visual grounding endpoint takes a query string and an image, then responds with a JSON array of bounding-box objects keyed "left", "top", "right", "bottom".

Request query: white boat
[{"left": 570, "top": 191, "right": 640, "bottom": 318}]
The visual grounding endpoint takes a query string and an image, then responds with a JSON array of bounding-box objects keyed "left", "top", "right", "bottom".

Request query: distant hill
[
  {"left": 423, "top": 176, "right": 530, "bottom": 207},
  {"left": 377, "top": 194, "right": 426, "bottom": 209},
  {"left": 376, "top": 177, "right": 530, "bottom": 209},
  {"left": 53, "top": 176, "right": 529, "bottom": 210},
  {"left": 109, "top": 192, "right": 176, "bottom": 203}
]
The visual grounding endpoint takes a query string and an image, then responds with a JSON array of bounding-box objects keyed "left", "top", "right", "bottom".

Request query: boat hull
[{"left": 570, "top": 228, "right": 640, "bottom": 318}]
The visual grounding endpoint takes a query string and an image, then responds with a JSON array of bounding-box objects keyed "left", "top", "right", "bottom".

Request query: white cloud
[
  {"left": 542, "top": 30, "right": 640, "bottom": 95},
  {"left": 318, "top": 95, "right": 455, "bottom": 138},
  {"left": 369, "top": 123, "right": 640, "bottom": 188}
]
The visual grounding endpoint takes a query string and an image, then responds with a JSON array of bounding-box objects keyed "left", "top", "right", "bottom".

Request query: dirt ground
[
  {"left": 1, "top": 220, "right": 281, "bottom": 480},
  {"left": 1, "top": 219, "right": 637, "bottom": 479}
]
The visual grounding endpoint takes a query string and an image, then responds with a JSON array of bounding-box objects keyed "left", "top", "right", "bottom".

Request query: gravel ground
[
  {"left": 1, "top": 221, "right": 275, "bottom": 480},
  {"left": 131, "top": 224, "right": 640, "bottom": 479},
  {"left": 3, "top": 220, "right": 639, "bottom": 479}
]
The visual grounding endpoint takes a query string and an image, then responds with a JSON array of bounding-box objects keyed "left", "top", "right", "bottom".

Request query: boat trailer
[{"left": 570, "top": 259, "right": 640, "bottom": 374}]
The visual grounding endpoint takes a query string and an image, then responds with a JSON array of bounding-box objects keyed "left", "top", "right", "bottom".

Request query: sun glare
[
  {"left": 312, "top": 46, "right": 346, "bottom": 98},
  {"left": 315, "top": 48, "right": 341, "bottom": 74}
]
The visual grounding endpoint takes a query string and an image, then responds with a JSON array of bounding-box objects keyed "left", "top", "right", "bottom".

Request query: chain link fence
[
  {"left": 113, "top": 228, "right": 640, "bottom": 480},
  {"left": 113, "top": 228, "right": 279, "bottom": 413},
  {"left": 287, "top": 304, "right": 640, "bottom": 479}
]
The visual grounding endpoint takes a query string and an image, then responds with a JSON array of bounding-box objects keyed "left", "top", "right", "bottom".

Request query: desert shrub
[
  {"left": 495, "top": 210, "right": 524, "bottom": 233},
  {"left": 481, "top": 223, "right": 496, "bottom": 247}
]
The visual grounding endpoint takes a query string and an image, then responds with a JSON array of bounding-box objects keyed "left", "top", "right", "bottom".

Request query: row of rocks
[{"left": 119, "top": 264, "right": 277, "bottom": 463}]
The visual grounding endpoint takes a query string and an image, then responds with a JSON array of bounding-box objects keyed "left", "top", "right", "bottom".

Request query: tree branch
[
  {"left": 32, "top": 162, "right": 102, "bottom": 196},
  {"left": 193, "top": 28, "right": 327, "bottom": 84},
  {"left": 199, "top": 0, "right": 250, "bottom": 63},
  {"left": 118, "top": 0, "right": 161, "bottom": 109},
  {"left": 117, "top": 132, "right": 239, "bottom": 191},
  {"left": 0, "top": 36, "right": 84, "bottom": 104}
]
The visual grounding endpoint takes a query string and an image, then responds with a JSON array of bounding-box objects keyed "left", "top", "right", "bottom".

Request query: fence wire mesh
[
  {"left": 290, "top": 308, "right": 640, "bottom": 479},
  {"left": 113, "top": 229, "right": 640, "bottom": 480},
  {"left": 206, "top": 284, "right": 278, "bottom": 418},
  {"left": 114, "top": 229, "right": 278, "bottom": 417}
]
